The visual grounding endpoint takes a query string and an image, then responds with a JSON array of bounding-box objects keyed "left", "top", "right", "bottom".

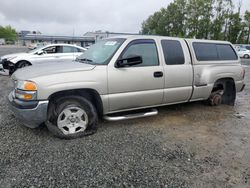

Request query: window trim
[
  {"left": 116, "top": 39, "right": 160, "bottom": 67},
  {"left": 193, "top": 42, "right": 238, "bottom": 62},
  {"left": 161, "top": 39, "right": 185, "bottom": 65}
]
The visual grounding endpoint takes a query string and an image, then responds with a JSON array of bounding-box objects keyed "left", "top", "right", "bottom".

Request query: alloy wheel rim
[{"left": 57, "top": 106, "right": 88, "bottom": 135}]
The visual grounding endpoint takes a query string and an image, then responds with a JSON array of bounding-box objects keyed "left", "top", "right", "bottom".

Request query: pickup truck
[{"left": 8, "top": 36, "right": 245, "bottom": 139}]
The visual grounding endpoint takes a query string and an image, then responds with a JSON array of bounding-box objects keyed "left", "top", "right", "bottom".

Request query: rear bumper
[{"left": 7, "top": 92, "right": 49, "bottom": 128}]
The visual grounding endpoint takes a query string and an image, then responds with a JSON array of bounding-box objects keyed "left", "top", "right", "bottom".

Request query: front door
[
  {"left": 108, "top": 39, "right": 164, "bottom": 112},
  {"left": 31, "top": 45, "right": 62, "bottom": 64}
]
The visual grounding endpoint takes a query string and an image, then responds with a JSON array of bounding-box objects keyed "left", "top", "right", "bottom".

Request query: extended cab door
[
  {"left": 161, "top": 39, "right": 193, "bottom": 104},
  {"left": 107, "top": 39, "right": 164, "bottom": 112}
]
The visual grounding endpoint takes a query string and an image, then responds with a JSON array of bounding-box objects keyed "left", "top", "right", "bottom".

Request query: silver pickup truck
[{"left": 8, "top": 36, "right": 245, "bottom": 139}]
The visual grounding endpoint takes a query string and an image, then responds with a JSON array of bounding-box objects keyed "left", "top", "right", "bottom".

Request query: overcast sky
[{"left": 0, "top": 0, "right": 249, "bottom": 36}]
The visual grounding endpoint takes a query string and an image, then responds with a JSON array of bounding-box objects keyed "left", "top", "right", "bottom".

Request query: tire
[
  {"left": 46, "top": 95, "right": 98, "bottom": 139},
  {"left": 243, "top": 54, "right": 250, "bottom": 59},
  {"left": 17, "top": 61, "right": 31, "bottom": 68},
  {"left": 10, "top": 61, "right": 31, "bottom": 75}
]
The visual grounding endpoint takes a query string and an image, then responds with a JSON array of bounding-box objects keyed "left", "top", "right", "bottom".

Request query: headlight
[{"left": 15, "top": 80, "right": 37, "bottom": 100}]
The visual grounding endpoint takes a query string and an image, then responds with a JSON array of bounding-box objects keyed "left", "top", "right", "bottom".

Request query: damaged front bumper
[{"left": 0, "top": 59, "right": 14, "bottom": 75}]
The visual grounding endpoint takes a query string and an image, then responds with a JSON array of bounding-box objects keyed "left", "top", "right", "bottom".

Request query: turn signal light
[{"left": 24, "top": 81, "right": 37, "bottom": 91}]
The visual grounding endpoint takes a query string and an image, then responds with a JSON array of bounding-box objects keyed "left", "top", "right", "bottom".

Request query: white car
[
  {"left": 236, "top": 48, "right": 250, "bottom": 59},
  {"left": 0, "top": 44, "right": 86, "bottom": 75}
]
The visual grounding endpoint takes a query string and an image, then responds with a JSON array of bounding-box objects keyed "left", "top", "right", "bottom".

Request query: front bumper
[
  {"left": 0, "top": 59, "right": 10, "bottom": 75},
  {"left": 7, "top": 92, "right": 49, "bottom": 128}
]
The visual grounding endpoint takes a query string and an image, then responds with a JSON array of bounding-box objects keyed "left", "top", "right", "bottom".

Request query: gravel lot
[{"left": 0, "top": 46, "right": 250, "bottom": 187}]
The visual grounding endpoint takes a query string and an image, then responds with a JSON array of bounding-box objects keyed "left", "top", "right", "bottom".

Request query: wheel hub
[{"left": 57, "top": 107, "right": 88, "bottom": 135}]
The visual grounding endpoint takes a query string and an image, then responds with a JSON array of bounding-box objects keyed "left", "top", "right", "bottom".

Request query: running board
[{"left": 103, "top": 108, "right": 158, "bottom": 121}]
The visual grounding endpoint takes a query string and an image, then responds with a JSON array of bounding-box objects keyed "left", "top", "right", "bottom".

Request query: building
[
  {"left": 18, "top": 33, "right": 95, "bottom": 47},
  {"left": 83, "top": 31, "right": 139, "bottom": 41}
]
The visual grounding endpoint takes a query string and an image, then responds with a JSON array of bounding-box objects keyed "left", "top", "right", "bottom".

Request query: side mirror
[
  {"left": 36, "top": 50, "right": 44, "bottom": 55},
  {"left": 116, "top": 55, "right": 143, "bottom": 68}
]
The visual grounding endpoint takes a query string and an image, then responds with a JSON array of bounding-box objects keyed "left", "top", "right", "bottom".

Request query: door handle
[{"left": 154, "top": 71, "right": 163, "bottom": 78}]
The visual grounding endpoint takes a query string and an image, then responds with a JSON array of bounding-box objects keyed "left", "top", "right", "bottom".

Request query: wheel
[
  {"left": 46, "top": 95, "right": 98, "bottom": 139},
  {"left": 208, "top": 92, "right": 222, "bottom": 106},
  {"left": 17, "top": 61, "right": 31, "bottom": 68},
  {"left": 243, "top": 54, "right": 250, "bottom": 59}
]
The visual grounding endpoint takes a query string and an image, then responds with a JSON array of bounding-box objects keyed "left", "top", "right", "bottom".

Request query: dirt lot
[{"left": 0, "top": 46, "right": 250, "bottom": 187}]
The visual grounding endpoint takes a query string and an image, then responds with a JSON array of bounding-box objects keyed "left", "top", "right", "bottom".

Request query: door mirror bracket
[{"left": 115, "top": 55, "right": 143, "bottom": 68}]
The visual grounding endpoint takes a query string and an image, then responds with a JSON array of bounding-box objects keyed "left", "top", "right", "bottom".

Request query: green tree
[
  {"left": 244, "top": 11, "right": 250, "bottom": 43},
  {"left": 141, "top": 0, "right": 250, "bottom": 43},
  {"left": 0, "top": 25, "right": 17, "bottom": 43}
]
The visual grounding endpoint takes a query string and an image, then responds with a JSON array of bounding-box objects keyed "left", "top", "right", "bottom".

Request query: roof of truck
[{"left": 108, "top": 35, "right": 232, "bottom": 44}]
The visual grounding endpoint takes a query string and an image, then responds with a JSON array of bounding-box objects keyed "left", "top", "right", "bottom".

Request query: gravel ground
[{"left": 0, "top": 46, "right": 250, "bottom": 187}]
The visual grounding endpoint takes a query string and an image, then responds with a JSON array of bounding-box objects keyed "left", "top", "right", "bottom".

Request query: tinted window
[
  {"left": 193, "top": 42, "right": 238, "bottom": 61},
  {"left": 246, "top": 46, "right": 250, "bottom": 50},
  {"left": 193, "top": 43, "right": 218, "bottom": 61},
  {"left": 161, "top": 40, "right": 185, "bottom": 65},
  {"left": 217, "top": 44, "right": 237, "bottom": 60},
  {"left": 63, "top": 46, "right": 80, "bottom": 53},
  {"left": 121, "top": 40, "right": 159, "bottom": 66}
]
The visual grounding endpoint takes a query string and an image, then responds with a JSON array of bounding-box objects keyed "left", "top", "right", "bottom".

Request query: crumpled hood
[
  {"left": 1, "top": 53, "right": 28, "bottom": 60},
  {"left": 12, "top": 61, "right": 95, "bottom": 80}
]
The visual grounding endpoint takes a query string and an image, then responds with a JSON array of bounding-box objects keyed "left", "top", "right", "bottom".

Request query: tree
[
  {"left": 0, "top": 25, "right": 17, "bottom": 43},
  {"left": 141, "top": 0, "right": 250, "bottom": 44},
  {"left": 244, "top": 11, "right": 250, "bottom": 43}
]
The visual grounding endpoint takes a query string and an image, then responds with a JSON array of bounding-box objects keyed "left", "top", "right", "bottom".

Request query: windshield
[
  {"left": 27, "top": 46, "right": 45, "bottom": 54},
  {"left": 77, "top": 38, "right": 125, "bottom": 65}
]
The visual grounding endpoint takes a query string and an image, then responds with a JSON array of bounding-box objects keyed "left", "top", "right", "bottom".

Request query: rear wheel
[
  {"left": 207, "top": 79, "right": 236, "bottom": 106},
  {"left": 243, "top": 54, "right": 250, "bottom": 59},
  {"left": 46, "top": 95, "right": 98, "bottom": 139}
]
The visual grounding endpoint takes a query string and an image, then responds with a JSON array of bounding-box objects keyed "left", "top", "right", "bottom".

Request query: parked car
[
  {"left": 8, "top": 36, "right": 245, "bottom": 139},
  {"left": 0, "top": 38, "right": 5, "bottom": 45},
  {"left": 236, "top": 47, "right": 250, "bottom": 58},
  {"left": 0, "top": 44, "right": 86, "bottom": 75}
]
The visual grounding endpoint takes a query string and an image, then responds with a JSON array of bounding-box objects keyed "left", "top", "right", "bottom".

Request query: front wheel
[{"left": 46, "top": 95, "right": 98, "bottom": 139}]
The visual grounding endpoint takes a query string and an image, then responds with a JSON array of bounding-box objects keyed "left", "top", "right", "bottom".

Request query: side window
[
  {"left": 161, "top": 40, "right": 185, "bottom": 65},
  {"left": 43, "top": 46, "right": 57, "bottom": 54},
  {"left": 43, "top": 46, "right": 61, "bottom": 54},
  {"left": 121, "top": 40, "right": 159, "bottom": 66},
  {"left": 193, "top": 42, "right": 238, "bottom": 61},
  {"left": 216, "top": 44, "right": 238, "bottom": 60},
  {"left": 193, "top": 43, "right": 218, "bottom": 61},
  {"left": 63, "top": 46, "right": 75, "bottom": 53}
]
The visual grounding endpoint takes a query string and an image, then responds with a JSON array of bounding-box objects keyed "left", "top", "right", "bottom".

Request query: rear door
[
  {"left": 161, "top": 39, "right": 193, "bottom": 104},
  {"left": 57, "top": 46, "right": 82, "bottom": 63}
]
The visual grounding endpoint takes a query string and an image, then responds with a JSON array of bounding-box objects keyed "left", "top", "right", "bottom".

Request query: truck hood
[{"left": 12, "top": 61, "right": 96, "bottom": 80}]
